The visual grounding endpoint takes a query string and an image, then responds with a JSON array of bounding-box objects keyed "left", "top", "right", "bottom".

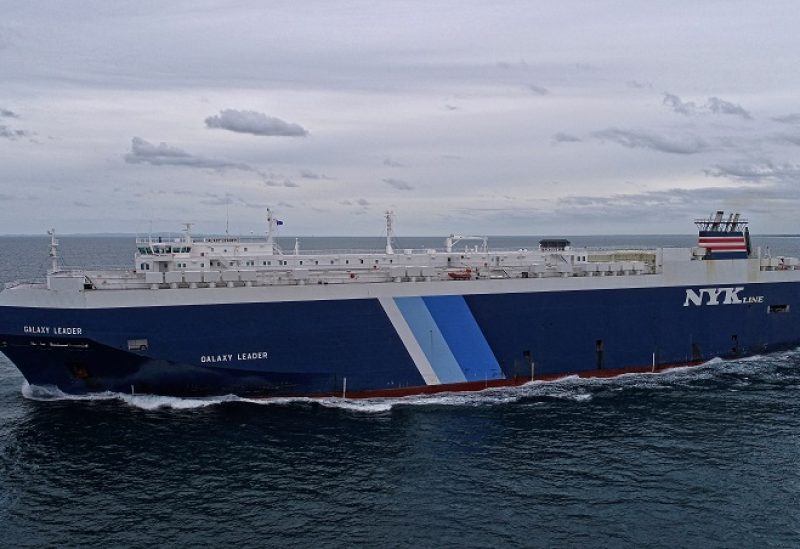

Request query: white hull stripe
[{"left": 378, "top": 297, "right": 441, "bottom": 385}]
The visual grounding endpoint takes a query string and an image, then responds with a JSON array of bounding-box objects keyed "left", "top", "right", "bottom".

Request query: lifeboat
[{"left": 447, "top": 267, "right": 473, "bottom": 280}]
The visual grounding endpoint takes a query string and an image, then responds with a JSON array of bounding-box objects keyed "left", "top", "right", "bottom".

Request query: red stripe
[
  {"left": 304, "top": 359, "right": 710, "bottom": 399},
  {"left": 700, "top": 244, "right": 747, "bottom": 250},
  {"left": 699, "top": 237, "right": 746, "bottom": 243}
]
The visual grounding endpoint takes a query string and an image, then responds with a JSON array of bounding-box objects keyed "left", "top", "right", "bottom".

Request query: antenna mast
[
  {"left": 266, "top": 208, "right": 277, "bottom": 254},
  {"left": 47, "top": 228, "right": 59, "bottom": 274},
  {"left": 385, "top": 210, "right": 395, "bottom": 255}
]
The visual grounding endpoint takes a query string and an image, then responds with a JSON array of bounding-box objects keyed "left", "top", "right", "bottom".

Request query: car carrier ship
[{"left": 1, "top": 210, "right": 799, "bottom": 398}]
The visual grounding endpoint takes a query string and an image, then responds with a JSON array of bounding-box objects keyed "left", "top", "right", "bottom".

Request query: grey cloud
[
  {"left": 552, "top": 132, "right": 581, "bottom": 144},
  {"left": 593, "top": 128, "right": 708, "bottom": 155},
  {"left": 444, "top": 104, "right": 459, "bottom": 111},
  {"left": 705, "top": 161, "right": 800, "bottom": 184},
  {"left": 553, "top": 187, "right": 748, "bottom": 221},
  {"left": 0, "top": 125, "right": 29, "bottom": 140},
  {"left": 0, "top": 193, "right": 15, "bottom": 200},
  {"left": 626, "top": 80, "right": 652, "bottom": 89},
  {"left": 299, "top": 169, "right": 333, "bottom": 180},
  {"left": 772, "top": 113, "right": 800, "bottom": 124},
  {"left": 707, "top": 97, "right": 751, "bottom": 119},
  {"left": 383, "top": 158, "right": 406, "bottom": 167},
  {"left": 73, "top": 201, "right": 91, "bottom": 208},
  {"left": 200, "top": 195, "right": 234, "bottom": 206},
  {"left": 0, "top": 108, "right": 18, "bottom": 118},
  {"left": 663, "top": 93, "right": 697, "bottom": 115},
  {"left": 663, "top": 94, "right": 752, "bottom": 120},
  {"left": 264, "top": 177, "right": 298, "bottom": 188},
  {"left": 383, "top": 178, "right": 413, "bottom": 191},
  {"left": 548, "top": 161, "right": 800, "bottom": 223},
  {"left": 205, "top": 109, "right": 308, "bottom": 137},
  {"left": 525, "top": 84, "right": 549, "bottom": 95},
  {"left": 278, "top": 201, "right": 294, "bottom": 208},
  {"left": 124, "top": 137, "right": 253, "bottom": 171},
  {"left": 771, "top": 134, "right": 800, "bottom": 146},
  {"left": 339, "top": 198, "right": 371, "bottom": 209},
  {"left": 497, "top": 61, "right": 524, "bottom": 70}
]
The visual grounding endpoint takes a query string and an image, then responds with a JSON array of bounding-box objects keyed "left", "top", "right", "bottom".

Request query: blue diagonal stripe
[
  {"left": 423, "top": 295, "right": 504, "bottom": 382},
  {"left": 393, "top": 297, "right": 466, "bottom": 384}
]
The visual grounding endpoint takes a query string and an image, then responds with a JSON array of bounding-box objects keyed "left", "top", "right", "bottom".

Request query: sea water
[{"left": 1, "top": 234, "right": 800, "bottom": 547}]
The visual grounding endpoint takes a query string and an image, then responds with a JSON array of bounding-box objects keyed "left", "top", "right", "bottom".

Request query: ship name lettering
[
  {"left": 53, "top": 327, "right": 82, "bottom": 335},
  {"left": 237, "top": 352, "right": 268, "bottom": 361},
  {"left": 200, "top": 351, "right": 268, "bottom": 364},
  {"left": 683, "top": 287, "right": 763, "bottom": 306},
  {"left": 22, "top": 325, "right": 83, "bottom": 335},
  {"left": 201, "top": 354, "right": 233, "bottom": 363}
]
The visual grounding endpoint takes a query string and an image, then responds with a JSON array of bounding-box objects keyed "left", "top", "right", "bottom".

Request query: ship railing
[
  {"left": 59, "top": 265, "right": 132, "bottom": 271},
  {"left": 55, "top": 266, "right": 134, "bottom": 277},
  {"left": 116, "top": 260, "right": 659, "bottom": 290}
]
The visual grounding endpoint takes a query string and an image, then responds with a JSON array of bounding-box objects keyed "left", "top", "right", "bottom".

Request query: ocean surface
[{"left": 2, "top": 234, "right": 800, "bottom": 547}]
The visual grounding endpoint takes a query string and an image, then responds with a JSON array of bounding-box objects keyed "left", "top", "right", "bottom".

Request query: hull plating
[{"left": 1, "top": 282, "right": 799, "bottom": 397}]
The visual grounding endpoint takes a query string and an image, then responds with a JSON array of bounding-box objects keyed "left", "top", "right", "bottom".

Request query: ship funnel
[{"left": 695, "top": 210, "right": 749, "bottom": 260}]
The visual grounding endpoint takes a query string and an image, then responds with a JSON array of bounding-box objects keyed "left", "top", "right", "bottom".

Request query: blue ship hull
[{"left": 2, "top": 281, "right": 799, "bottom": 397}]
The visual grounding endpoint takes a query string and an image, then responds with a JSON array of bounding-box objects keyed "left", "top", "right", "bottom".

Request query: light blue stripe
[
  {"left": 423, "top": 295, "right": 504, "bottom": 382},
  {"left": 393, "top": 297, "right": 467, "bottom": 384}
]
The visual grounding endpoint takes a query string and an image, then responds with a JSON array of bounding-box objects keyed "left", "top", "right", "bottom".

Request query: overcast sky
[{"left": 1, "top": 1, "right": 799, "bottom": 236}]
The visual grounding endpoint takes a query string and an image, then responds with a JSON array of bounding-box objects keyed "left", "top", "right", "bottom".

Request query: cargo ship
[{"left": 1, "top": 210, "right": 798, "bottom": 398}]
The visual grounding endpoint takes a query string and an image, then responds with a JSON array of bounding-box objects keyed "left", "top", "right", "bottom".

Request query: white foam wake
[{"left": 19, "top": 350, "right": 797, "bottom": 413}]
